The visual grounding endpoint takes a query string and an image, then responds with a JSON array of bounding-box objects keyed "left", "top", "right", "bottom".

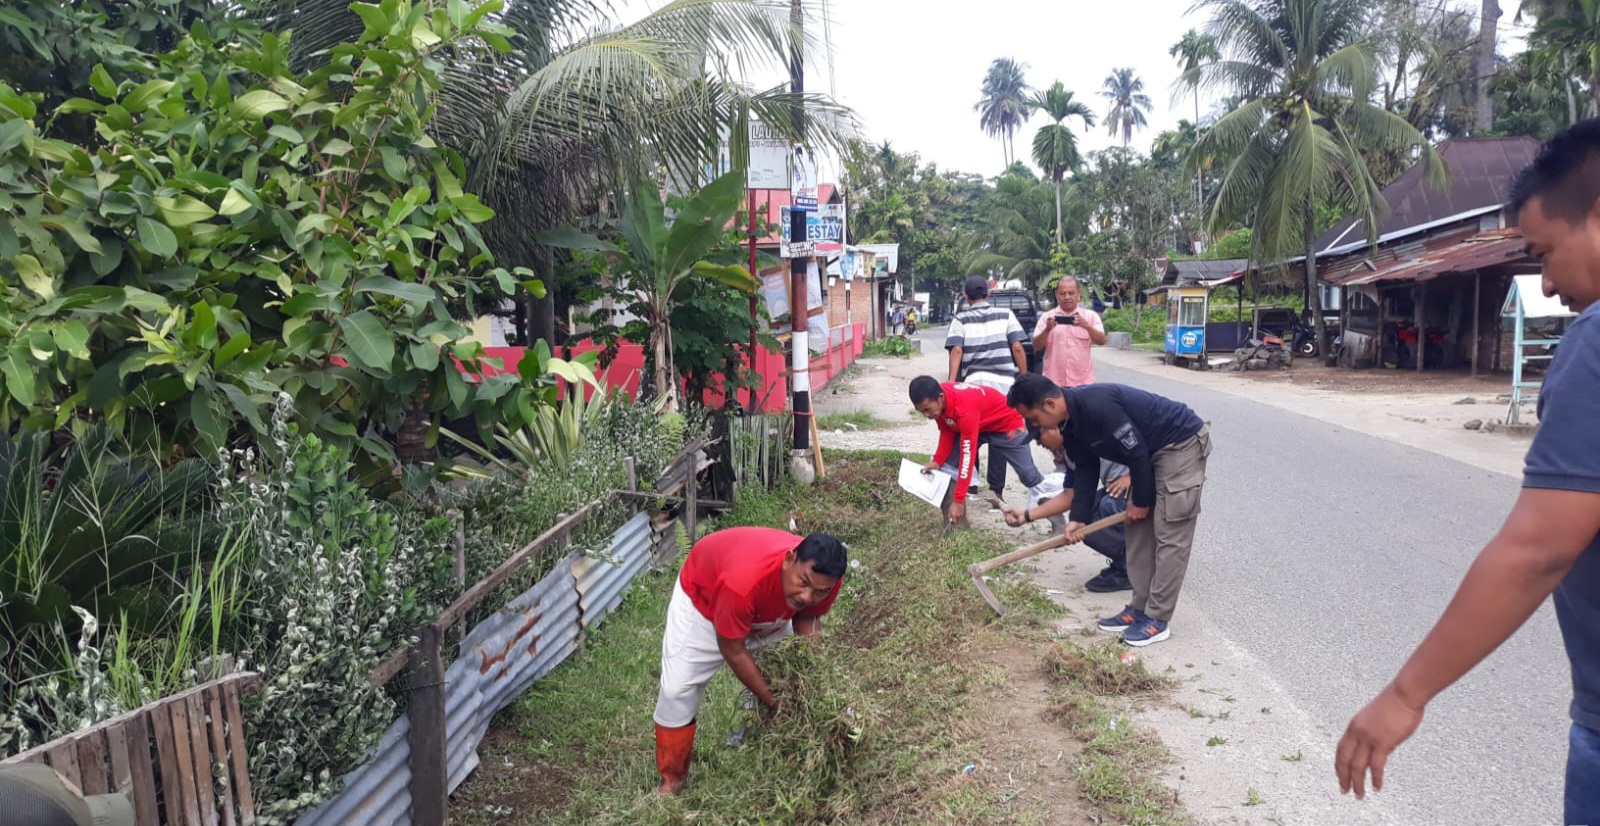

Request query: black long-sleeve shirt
[{"left": 1057, "top": 384, "right": 1204, "bottom": 522}]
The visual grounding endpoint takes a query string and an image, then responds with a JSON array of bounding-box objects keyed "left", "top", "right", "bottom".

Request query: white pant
[
  {"left": 653, "top": 579, "right": 792, "bottom": 727},
  {"left": 1030, "top": 472, "right": 1068, "bottom": 532}
]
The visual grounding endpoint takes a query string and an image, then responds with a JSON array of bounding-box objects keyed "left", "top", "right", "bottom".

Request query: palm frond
[
  {"left": 1190, "top": 0, "right": 1289, "bottom": 75},
  {"left": 1314, "top": 41, "right": 1381, "bottom": 102}
]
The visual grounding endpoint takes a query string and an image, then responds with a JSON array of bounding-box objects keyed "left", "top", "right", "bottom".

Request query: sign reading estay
[{"left": 780, "top": 204, "right": 845, "bottom": 252}]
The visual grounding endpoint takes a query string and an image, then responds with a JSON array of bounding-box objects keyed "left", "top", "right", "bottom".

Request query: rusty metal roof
[
  {"left": 1326, "top": 229, "right": 1532, "bottom": 286},
  {"left": 1163, "top": 258, "right": 1248, "bottom": 286},
  {"left": 1314, "top": 138, "right": 1539, "bottom": 255}
]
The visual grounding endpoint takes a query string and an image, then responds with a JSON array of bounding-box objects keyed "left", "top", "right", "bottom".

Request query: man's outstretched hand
[{"left": 1336, "top": 684, "right": 1425, "bottom": 799}]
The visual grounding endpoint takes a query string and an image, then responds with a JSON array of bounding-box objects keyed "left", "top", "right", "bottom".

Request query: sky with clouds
[{"left": 613, "top": 0, "right": 1530, "bottom": 181}]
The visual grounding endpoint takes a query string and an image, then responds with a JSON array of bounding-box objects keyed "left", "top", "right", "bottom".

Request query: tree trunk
[
  {"left": 1054, "top": 178, "right": 1064, "bottom": 245},
  {"left": 1475, "top": 0, "right": 1499, "bottom": 133},
  {"left": 1569, "top": 72, "right": 1580, "bottom": 125},
  {"left": 528, "top": 245, "right": 557, "bottom": 347},
  {"left": 1306, "top": 212, "right": 1327, "bottom": 355},
  {"left": 1194, "top": 92, "right": 1205, "bottom": 222},
  {"left": 653, "top": 321, "right": 678, "bottom": 414}
]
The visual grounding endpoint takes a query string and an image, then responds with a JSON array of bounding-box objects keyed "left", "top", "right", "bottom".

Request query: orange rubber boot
[{"left": 655, "top": 720, "right": 696, "bottom": 795}]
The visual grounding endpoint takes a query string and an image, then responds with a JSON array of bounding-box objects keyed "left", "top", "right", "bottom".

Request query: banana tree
[{"left": 540, "top": 170, "right": 758, "bottom": 413}]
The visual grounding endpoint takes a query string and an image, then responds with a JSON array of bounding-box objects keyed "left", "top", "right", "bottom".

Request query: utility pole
[{"left": 787, "top": 0, "right": 815, "bottom": 484}]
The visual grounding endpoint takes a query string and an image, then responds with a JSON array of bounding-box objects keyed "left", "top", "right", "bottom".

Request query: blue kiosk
[{"left": 1162, "top": 285, "right": 1210, "bottom": 367}]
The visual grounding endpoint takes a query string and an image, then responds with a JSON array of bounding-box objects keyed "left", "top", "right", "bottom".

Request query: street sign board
[
  {"left": 707, "top": 120, "right": 794, "bottom": 190},
  {"left": 790, "top": 145, "right": 818, "bottom": 211},
  {"left": 780, "top": 204, "right": 845, "bottom": 253},
  {"left": 780, "top": 240, "right": 816, "bottom": 259}
]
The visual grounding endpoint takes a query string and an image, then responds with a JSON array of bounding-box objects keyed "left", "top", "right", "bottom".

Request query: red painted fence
[{"left": 475, "top": 323, "right": 865, "bottom": 414}]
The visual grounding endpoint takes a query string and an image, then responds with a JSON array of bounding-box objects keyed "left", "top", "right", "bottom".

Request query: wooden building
[{"left": 1309, "top": 138, "right": 1542, "bottom": 374}]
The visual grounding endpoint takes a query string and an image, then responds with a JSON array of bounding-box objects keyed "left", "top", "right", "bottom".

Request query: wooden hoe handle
[{"left": 967, "top": 511, "right": 1129, "bottom": 576}]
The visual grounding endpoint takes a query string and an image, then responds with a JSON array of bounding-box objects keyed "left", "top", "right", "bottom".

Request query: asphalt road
[{"left": 1091, "top": 357, "right": 1568, "bottom": 825}]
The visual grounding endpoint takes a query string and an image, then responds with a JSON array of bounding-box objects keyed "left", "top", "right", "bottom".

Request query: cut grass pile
[{"left": 454, "top": 449, "right": 1188, "bottom": 826}]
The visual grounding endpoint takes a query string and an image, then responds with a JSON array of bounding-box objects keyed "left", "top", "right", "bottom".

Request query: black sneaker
[{"left": 1084, "top": 565, "right": 1132, "bottom": 593}]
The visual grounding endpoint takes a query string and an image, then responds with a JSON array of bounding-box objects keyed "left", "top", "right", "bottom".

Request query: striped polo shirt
[{"left": 945, "top": 302, "right": 1026, "bottom": 379}]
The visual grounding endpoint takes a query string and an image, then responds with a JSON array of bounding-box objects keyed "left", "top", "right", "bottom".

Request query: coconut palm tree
[
  {"left": 975, "top": 57, "right": 1032, "bottom": 167},
  {"left": 1170, "top": 30, "right": 1221, "bottom": 126},
  {"left": 1029, "top": 82, "right": 1096, "bottom": 244},
  {"left": 257, "top": 0, "right": 852, "bottom": 346},
  {"left": 1101, "top": 67, "right": 1152, "bottom": 146},
  {"left": 1526, "top": 0, "right": 1600, "bottom": 118},
  {"left": 966, "top": 174, "right": 1058, "bottom": 293},
  {"left": 1169, "top": 30, "right": 1220, "bottom": 205},
  {"left": 1181, "top": 0, "right": 1445, "bottom": 354}
]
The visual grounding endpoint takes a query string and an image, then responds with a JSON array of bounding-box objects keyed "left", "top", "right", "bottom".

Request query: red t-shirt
[
  {"left": 930, "top": 382, "right": 1026, "bottom": 502},
  {"left": 678, "top": 526, "right": 841, "bottom": 639}
]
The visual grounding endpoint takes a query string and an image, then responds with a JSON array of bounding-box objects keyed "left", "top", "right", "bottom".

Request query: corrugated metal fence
[{"left": 295, "top": 443, "right": 708, "bottom": 826}]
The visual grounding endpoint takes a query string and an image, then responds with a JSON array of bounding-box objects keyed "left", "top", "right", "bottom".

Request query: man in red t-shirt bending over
[
  {"left": 654, "top": 526, "right": 847, "bottom": 794},
  {"left": 910, "top": 375, "right": 1047, "bottom": 523}
]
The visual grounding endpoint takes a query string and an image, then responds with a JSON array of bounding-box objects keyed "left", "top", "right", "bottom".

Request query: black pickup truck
[{"left": 952, "top": 289, "right": 1045, "bottom": 375}]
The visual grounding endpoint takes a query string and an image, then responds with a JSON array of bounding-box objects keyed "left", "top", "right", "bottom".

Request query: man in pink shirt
[{"left": 1033, "top": 276, "right": 1107, "bottom": 387}]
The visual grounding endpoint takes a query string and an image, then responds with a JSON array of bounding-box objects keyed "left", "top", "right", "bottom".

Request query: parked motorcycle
[{"left": 1291, "top": 318, "right": 1319, "bottom": 358}]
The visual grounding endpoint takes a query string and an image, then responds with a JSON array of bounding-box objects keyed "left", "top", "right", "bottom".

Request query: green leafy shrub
[
  {"left": 1103, "top": 306, "right": 1166, "bottom": 343},
  {"left": 861, "top": 336, "right": 913, "bottom": 358},
  {"left": 0, "top": 2, "right": 543, "bottom": 472},
  {"left": 221, "top": 397, "right": 450, "bottom": 824}
]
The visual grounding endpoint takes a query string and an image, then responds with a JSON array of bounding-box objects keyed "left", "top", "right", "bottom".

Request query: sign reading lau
[
  {"left": 707, "top": 120, "right": 791, "bottom": 190},
  {"left": 780, "top": 204, "right": 845, "bottom": 255}
]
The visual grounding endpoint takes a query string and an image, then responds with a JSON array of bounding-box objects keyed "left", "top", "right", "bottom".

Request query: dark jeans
[
  {"left": 1569, "top": 722, "right": 1600, "bottom": 825},
  {"left": 942, "top": 428, "right": 1045, "bottom": 499},
  {"left": 1084, "top": 492, "right": 1128, "bottom": 569}
]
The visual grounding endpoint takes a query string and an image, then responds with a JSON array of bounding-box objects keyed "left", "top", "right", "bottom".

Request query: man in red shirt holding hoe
[
  {"left": 654, "top": 526, "right": 848, "bottom": 795},
  {"left": 910, "top": 375, "right": 1048, "bottom": 524}
]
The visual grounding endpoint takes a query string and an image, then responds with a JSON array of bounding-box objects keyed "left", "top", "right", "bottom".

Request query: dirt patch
[
  {"left": 1234, "top": 360, "right": 1510, "bottom": 396},
  {"left": 451, "top": 726, "right": 582, "bottom": 824},
  {"left": 965, "top": 640, "right": 1099, "bottom": 824}
]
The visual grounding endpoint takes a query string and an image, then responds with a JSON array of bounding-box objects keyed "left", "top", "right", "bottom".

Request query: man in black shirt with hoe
[{"left": 1003, "top": 373, "right": 1211, "bottom": 646}]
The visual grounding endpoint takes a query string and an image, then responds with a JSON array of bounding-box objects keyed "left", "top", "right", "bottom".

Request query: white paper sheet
[{"left": 897, "top": 459, "right": 951, "bottom": 508}]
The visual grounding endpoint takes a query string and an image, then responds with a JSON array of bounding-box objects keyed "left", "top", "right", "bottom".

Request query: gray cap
[
  {"left": 0, "top": 764, "right": 135, "bottom": 826},
  {"left": 963, "top": 276, "right": 990, "bottom": 300}
]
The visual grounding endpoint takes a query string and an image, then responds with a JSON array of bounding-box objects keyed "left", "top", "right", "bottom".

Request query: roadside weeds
[{"left": 452, "top": 450, "right": 1191, "bottom": 826}]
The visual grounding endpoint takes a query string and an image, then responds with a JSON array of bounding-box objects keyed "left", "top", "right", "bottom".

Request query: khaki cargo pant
[{"left": 1124, "top": 426, "right": 1211, "bottom": 623}]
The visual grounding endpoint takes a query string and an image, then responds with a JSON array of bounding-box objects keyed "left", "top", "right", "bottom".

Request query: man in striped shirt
[{"left": 946, "top": 276, "right": 1028, "bottom": 382}]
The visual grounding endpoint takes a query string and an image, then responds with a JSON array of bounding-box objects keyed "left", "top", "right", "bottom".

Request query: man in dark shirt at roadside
[
  {"left": 1004, "top": 374, "right": 1210, "bottom": 646},
  {"left": 1335, "top": 118, "right": 1600, "bottom": 824}
]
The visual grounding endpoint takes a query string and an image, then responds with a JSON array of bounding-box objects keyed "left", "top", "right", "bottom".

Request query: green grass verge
[
  {"left": 1041, "top": 643, "right": 1186, "bottom": 826},
  {"left": 814, "top": 410, "right": 908, "bottom": 432},
  {"left": 453, "top": 450, "right": 1188, "bottom": 826}
]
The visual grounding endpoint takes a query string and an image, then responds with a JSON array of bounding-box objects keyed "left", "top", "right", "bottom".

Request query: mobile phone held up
[{"left": 1054, "top": 312, "right": 1077, "bottom": 326}]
